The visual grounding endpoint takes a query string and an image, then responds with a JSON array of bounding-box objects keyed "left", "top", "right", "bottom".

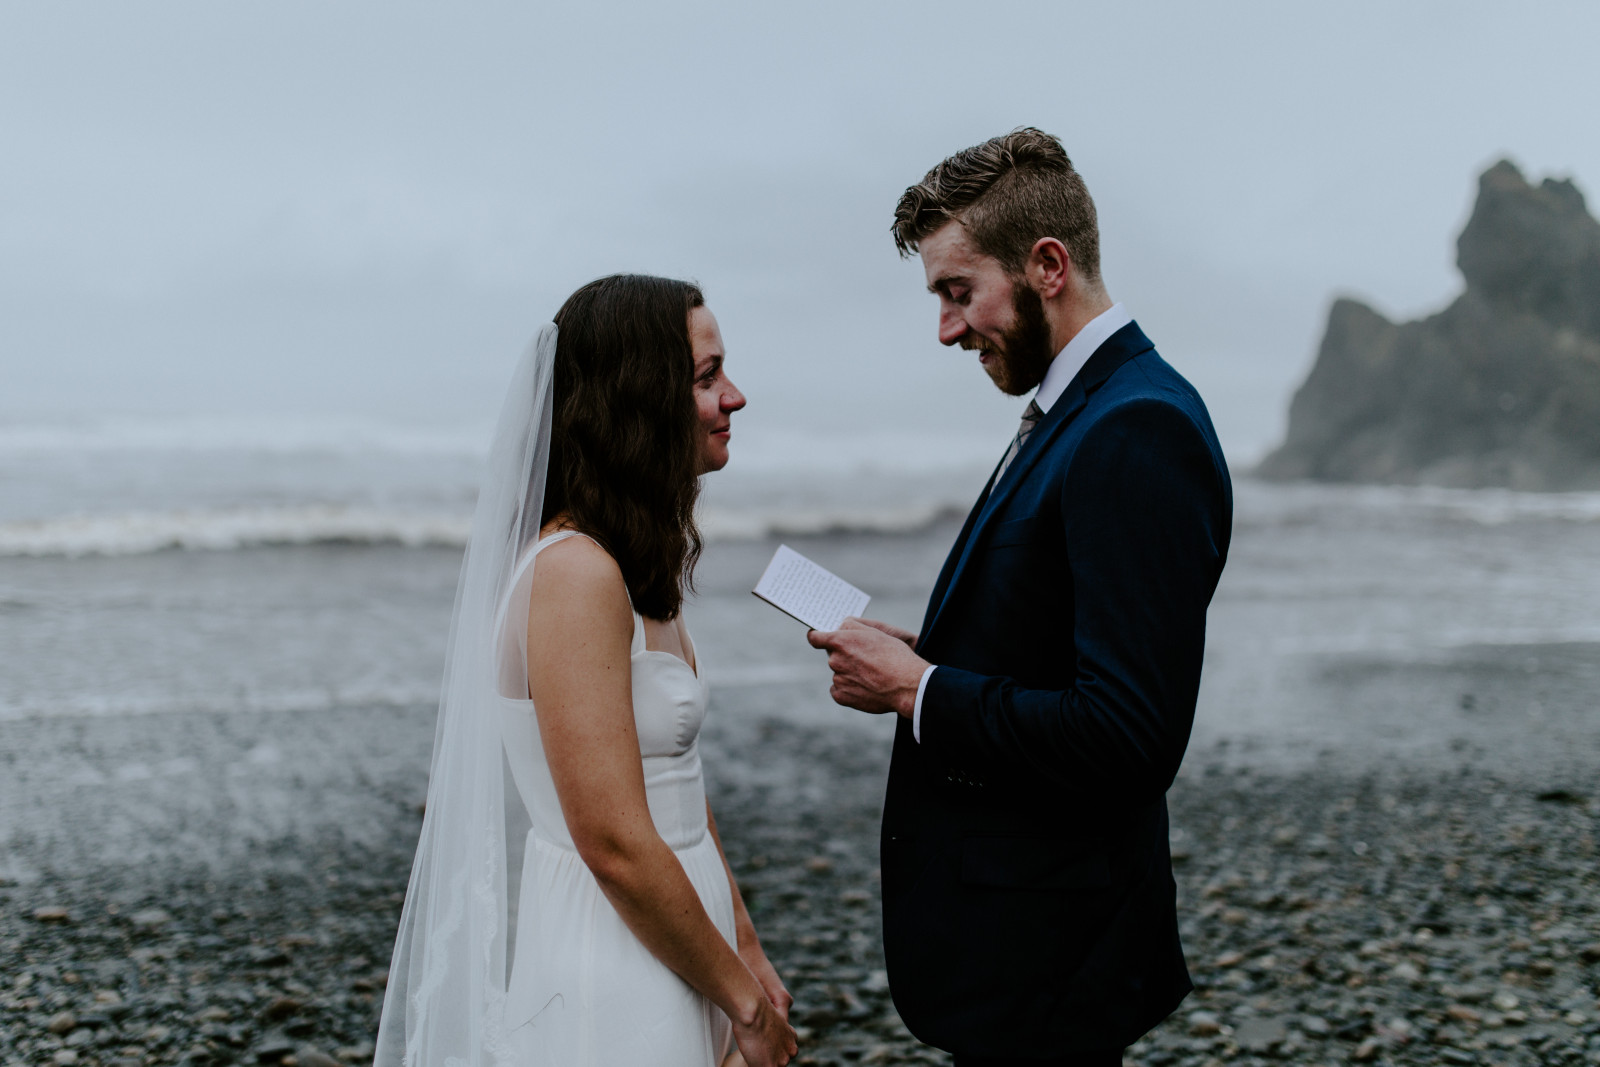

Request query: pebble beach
[
  {"left": 5, "top": 489, "right": 1600, "bottom": 1067},
  {"left": 5, "top": 713, "right": 1599, "bottom": 1067}
]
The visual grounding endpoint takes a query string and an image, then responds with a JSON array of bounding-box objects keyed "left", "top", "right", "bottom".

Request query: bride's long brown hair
[{"left": 540, "top": 274, "right": 705, "bottom": 620}]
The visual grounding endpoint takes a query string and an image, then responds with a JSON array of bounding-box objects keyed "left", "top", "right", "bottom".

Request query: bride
[{"left": 376, "top": 275, "right": 798, "bottom": 1067}]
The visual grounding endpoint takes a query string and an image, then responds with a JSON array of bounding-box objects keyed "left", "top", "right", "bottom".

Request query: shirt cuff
[{"left": 911, "top": 664, "right": 938, "bottom": 743}]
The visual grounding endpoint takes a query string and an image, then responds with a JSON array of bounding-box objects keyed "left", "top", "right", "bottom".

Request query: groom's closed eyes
[{"left": 929, "top": 276, "right": 972, "bottom": 304}]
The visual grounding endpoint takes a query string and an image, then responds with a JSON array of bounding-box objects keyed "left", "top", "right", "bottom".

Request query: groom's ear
[{"left": 1027, "top": 237, "right": 1072, "bottom": 299}]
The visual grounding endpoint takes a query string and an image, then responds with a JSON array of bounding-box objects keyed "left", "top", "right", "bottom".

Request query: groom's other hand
[
  {"left": 854, "top": 618, "right": 918, "bottom": 649},
  {"left": 807, "top": 618, "right": 928, "bottom": 717}
]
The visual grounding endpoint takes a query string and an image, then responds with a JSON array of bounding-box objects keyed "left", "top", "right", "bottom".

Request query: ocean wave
[
  {"left": 0, "top": 507, "right": 472, "bottom": 557},
  {"left": 1212, "top": 625, "right": 1600, "bottom": 659},
  {"left": 0, "top": 416, "right": 1007, "bottom": 469},
  {"left": 702, "top": 663, "right": 830, "bottom": 687},
  {"left": 1234, "top": 479, "right": 1600, "bottom": 526},
  {"left": 0, "top": 682, "right": 443, "bottom": 722},
  {"left": 0, "top": 666, "right": 836, "bottom": 721},
  {"left": 0, "top": 501, "right": 972, "bottom": 557},
  {"left": 0, "top": 416, "right": 490, "bottom": 457},
  {"left": 16, "top": 479, "right": 1597, "bottom": 559},
  {"left": 698, "top": 501, "right": 965, "bottom": 540}
]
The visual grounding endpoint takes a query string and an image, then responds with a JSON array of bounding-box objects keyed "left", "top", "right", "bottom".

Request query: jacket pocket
[
  {"left": 959, "top": 835, "right": 1111, "bottom": 890},
  {"left": 986, "top": 517, "right": 1040, "bottom": 549}
]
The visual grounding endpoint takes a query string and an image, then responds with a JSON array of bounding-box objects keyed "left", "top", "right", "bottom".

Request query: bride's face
[{"left": 689, "top": 305, "right": 746, "bottom": 474}]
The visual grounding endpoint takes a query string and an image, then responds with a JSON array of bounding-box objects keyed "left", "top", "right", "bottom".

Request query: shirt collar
[{"left": 1033, "top": 302, "right": 1132, "bottom": 414}]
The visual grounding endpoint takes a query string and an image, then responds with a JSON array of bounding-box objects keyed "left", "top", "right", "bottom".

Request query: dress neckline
[
  {"left": 531, "top": 530, "right": 701, "bottom": 679},
  {"left": 636, "top": 645, "right": 700, "bottom": 680}
]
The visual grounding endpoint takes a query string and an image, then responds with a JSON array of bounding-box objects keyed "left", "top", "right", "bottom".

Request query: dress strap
[
  {"left": 501, "top": 531, "right": 590, "bottom": 612},
  {"left": 531, "top": 529, "right": 591, "bottom": 554},
  {"left": 523, "top": 530, "right": 644, "bottom": 654}
]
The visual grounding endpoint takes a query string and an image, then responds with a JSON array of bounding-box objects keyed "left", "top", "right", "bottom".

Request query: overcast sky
[{"left": 4, "top": 1, "right": 1598, "bottom": 464}]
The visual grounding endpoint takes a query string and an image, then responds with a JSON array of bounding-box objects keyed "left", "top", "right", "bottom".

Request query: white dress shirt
[{"left": 911, "top": 303, "right": 1133, "bottom": 742}]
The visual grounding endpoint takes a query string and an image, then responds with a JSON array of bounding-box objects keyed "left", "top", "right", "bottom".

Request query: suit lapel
[
  {"left": 916, "top": 465, "right": 999, "bottom": 642},
  {"left": 921, "top": 322, "right": 1154, "bottom": 646}
]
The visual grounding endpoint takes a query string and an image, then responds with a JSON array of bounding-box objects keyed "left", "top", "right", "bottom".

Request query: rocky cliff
[{"left": 1259, "top": 160, "right": 1600, "bottom": 490}]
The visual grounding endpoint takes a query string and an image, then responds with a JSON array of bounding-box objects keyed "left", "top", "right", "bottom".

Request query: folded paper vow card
[{"left": 752, "top": 544, "right": 870, "bottom": 632}]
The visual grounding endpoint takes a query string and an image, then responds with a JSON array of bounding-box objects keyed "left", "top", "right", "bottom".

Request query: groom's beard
[{"left": 971, "top": 282, "right": 1055, "bottom": 397}]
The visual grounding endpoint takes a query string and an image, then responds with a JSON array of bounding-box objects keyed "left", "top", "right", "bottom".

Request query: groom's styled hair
[{"left": 892, "top": 127, "right": 1101, "bottom": 282}]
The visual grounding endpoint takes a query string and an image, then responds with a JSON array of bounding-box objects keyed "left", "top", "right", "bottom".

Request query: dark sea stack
[{"left": 1260, "top": 160, "right": 1600, "bottom": 489}]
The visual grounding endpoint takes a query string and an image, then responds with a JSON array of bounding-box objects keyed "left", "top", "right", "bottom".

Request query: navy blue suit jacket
[{"left": 880, "top": 322, "right": 1232, "bottom": 1056}]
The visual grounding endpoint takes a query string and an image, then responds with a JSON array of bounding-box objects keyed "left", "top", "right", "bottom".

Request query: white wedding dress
[{"left": 494, "top": 530, "right": 736, "bottom": 1065}]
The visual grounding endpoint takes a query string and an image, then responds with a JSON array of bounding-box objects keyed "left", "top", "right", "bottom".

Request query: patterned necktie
[{"left": 995, "top": 399, "right": 1044, "bottom": 482}]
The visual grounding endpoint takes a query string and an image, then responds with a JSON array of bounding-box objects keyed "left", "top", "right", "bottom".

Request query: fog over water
[{"left": 5, "top": 1, "right": 1600, "bottom": 483}]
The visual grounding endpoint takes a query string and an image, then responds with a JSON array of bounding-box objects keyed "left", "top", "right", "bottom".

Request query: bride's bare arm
[
  {"left": 526, "top": 537, "right": 796, "bottom": 1067},
  {"left": 707, "top": 799, "right": 793, "bottom": 1019}
]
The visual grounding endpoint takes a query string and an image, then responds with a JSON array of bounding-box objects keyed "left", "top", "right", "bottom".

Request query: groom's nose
[{"left": 938, "top": 304, "right": 968, "bottom": 346}]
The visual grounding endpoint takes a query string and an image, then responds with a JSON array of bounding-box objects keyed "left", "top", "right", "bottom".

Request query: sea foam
[
  {"left": 0, "top": 680, "right": 445, "bottom": 722},
  {"left": 0, "top": 507, "right": 472, "bottom": 557},
  {"left": 9, "top": 479, "right": 1600, "bottom": 558}
]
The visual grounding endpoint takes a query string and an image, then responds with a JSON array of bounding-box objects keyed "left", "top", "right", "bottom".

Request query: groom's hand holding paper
[
  {"left": 807, "top": 617, "right": 929, "bottom": 719},
  {"left": 751, "top": 545, "right": 930, "bottom": 719}
]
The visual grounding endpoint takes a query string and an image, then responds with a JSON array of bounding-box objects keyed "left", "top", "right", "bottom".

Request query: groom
[{"left": 809, "top": 129, "right": 1233, "bottom": 1065}]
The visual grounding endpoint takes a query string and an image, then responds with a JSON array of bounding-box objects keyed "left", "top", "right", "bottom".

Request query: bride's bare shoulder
[{"left": 527, "top": 531, "right": 631, "bottom": 627}]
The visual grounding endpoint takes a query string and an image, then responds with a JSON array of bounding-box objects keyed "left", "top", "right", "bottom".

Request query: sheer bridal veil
[{"left": 375, "top": 324, "right": 557, "bottom": 1067}]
